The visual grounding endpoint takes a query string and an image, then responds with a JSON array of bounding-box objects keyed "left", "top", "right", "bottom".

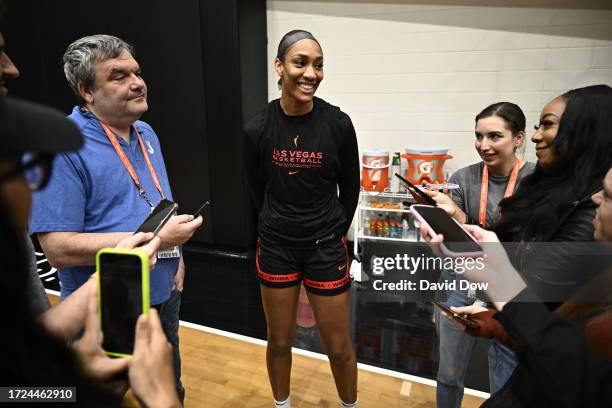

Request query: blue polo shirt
[{"left": 29, "top": 106, "right": 179, "bottom": 305}]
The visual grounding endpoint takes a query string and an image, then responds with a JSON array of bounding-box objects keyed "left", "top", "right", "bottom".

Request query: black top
[
  {"left": 483, "top": 289, "right": 612, "bottom": 408},
  {"left": 506, "top": 194, "right": 599, "bottom": 306},
  {"left": 244, "top": 97, "right": 360, "bottom": 246}
]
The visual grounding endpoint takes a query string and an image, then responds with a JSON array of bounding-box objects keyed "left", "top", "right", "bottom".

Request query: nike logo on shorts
[
  {"left": 338, "top": 264, "right": 346, "bottom": 271},
  {"left": 289, "top": 171, "right": 299, "bottom": 175}
]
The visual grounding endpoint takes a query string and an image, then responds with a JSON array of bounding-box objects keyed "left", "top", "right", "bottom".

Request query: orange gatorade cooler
[
  {"left": 402, "top": 146, "right": 452, "bottom": 184},
  {"left": 361, "top": 150, "right": 390, "bottom": 192}
]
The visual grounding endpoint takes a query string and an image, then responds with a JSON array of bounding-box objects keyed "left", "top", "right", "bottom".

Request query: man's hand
[
  {"left": 172, "top": 256, "right": 185, "bottom": 292},
  {"left": 157, "top": 214, "right": 203, "bottom": 249},
  {"left": 129, "top": 309, "right": 181, "bottom": 408},
  {"left": 73, "top": 285, "right": 129, "bottom": 382},
  {"left": 39, "top": 233, "right": 161, "bottom": 342},
  {"left": 116, "top": 232, "right": 161, "bottom": 268}
]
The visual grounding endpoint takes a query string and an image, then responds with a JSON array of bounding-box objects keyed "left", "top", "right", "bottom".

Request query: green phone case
[{"left": 96, "top": 247, "right": 150, "bottom": 358}]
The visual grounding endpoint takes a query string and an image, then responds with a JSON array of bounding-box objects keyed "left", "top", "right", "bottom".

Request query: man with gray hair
[{"left": 29, "top": 34, "right": 202, "bottom": 402}]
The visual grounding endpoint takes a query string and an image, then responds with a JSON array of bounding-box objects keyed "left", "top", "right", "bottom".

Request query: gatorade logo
[{"left": 419, "top": 161, "right": 432, "bottom": 174}]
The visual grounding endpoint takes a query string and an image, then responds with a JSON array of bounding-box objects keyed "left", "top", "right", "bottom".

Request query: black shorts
[{"left": 256, "top": 236, "right": 351, "bottom": 296}]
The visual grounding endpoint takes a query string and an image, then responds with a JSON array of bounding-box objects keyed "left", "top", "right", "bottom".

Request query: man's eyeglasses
[{"left": 0, "top": 153, "right": 54, "bottom": 191}]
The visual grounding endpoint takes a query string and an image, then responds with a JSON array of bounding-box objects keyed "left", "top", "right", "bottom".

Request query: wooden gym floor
[{"left": 50, "top": 294, "right": 485, "bottom": 407}]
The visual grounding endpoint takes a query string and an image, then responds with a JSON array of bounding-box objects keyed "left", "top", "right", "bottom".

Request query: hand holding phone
[
  {"left": 155, "top": 213, "right": 203, "bottom": 249},
  {"left": 135, "top": 199, "right": 178, "bottom": 236},
  {"left": 117, "top": 232, "right": 161, "bottom": 269},
  {"left": 432, "top": 301, "right": 480, "bottom": 329},
  {"left": 73, "top": 284, "right": 130, "bottom": 380},
  {"left": 97, "top": 248, "right": 150, "bottom": 357},
  {"left": 130, "top": 309, "right": 181, "bottom": 407},
  {"left": 394, "top": 173, "right": 438, "bottom": 206},
  {"left": 193, "top": 200, "right": 210, "bottom": 218},
  {"left": 410, "top": 204, "right": 483, "bottom": 257}
]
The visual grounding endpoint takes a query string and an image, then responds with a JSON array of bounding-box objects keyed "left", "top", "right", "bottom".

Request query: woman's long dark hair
[
  {"left": 494, "top": 84, "right": 612, "bottom": 241},
  {"left": 476, "top": 101, "right": 526, "bottom": 136}
]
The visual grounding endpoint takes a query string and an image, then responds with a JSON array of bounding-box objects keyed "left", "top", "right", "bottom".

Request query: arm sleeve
[
  {"left": 520, "top": 203, "right": 602, "bottom": 301},
  {"left": 496, "top": 289, "right": 612, "bottom": 407},
  {"left": 29, "top": 152, "right": 87, "bottom": 233},
  {"left": 24, "top": 234, "right": 51, "bottom": 316},
  {"left": 550, "top": 202, "right": 597, "bottom": 243},
  {"left": 448, "top": 171, "right": 467, "bottom": 212},
  {"left": 337, "top": 115, "right": 360, "bottom": 234},
  {"left": 243, "top": 120, "right": 266, "bottom": 214},
  {"left": 449, "top": 169, "right": 479, "bottom": 224}
]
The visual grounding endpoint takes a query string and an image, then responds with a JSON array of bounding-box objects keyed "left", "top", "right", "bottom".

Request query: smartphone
[
  {"left": 410, "top": 204, "right": 483, "bottom": 257},
  {"left": 432, "top": 301, "right": 480, "bottom": 329},
  {"left": 134, "top": 198, "right": 178, "bottom": 235},
  {"left": 193, "top": 200, "right": 210, "bottom": 218},
  {"left": 394, "top": 173, "right": 438, "bottom": 206},
  {"left": 97, "top": 248, "right": 150, "bottom": 357}
]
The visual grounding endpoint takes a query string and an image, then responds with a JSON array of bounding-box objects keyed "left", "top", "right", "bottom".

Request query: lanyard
[
  {"left": 478, "top": 159, "right": 522, "bottom": 227},
  {"left": 99, "top": 122, "right": 165, "bottom": 207}
]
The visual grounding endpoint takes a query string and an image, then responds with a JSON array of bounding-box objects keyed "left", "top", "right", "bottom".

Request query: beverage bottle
[
  {"left": 402, "top": 218, "right": 410, "bottom": 239},
  {"left": 363, "top": 215, "right": 371, "bottom": 236},
  {"left": 391, "top": 153, "right": 401, "bottom": 193},
  {"left": 376, "top": 213, "right": 384, "bottom": 237},
  {"left": 399, "top": 153, "right": 407, "bottom": 193}
]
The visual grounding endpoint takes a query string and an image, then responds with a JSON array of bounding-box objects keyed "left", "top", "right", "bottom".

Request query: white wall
[{"left": 266, "top": 0, "right": 612, "bottom": 173}]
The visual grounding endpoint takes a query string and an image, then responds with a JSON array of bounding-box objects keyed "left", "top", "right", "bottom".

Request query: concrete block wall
[{"left": 266, "top": 0, "right": 612, "bottom": 173}]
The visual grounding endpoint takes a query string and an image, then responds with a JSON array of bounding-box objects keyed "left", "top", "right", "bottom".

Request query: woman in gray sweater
[{"left": 425, "top": 102, "right": 535, "bottom": 408}]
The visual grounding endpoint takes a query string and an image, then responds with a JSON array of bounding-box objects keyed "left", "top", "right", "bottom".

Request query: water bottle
[{"left": 402, "top": 218, "right": 410, "bottom": 239}]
